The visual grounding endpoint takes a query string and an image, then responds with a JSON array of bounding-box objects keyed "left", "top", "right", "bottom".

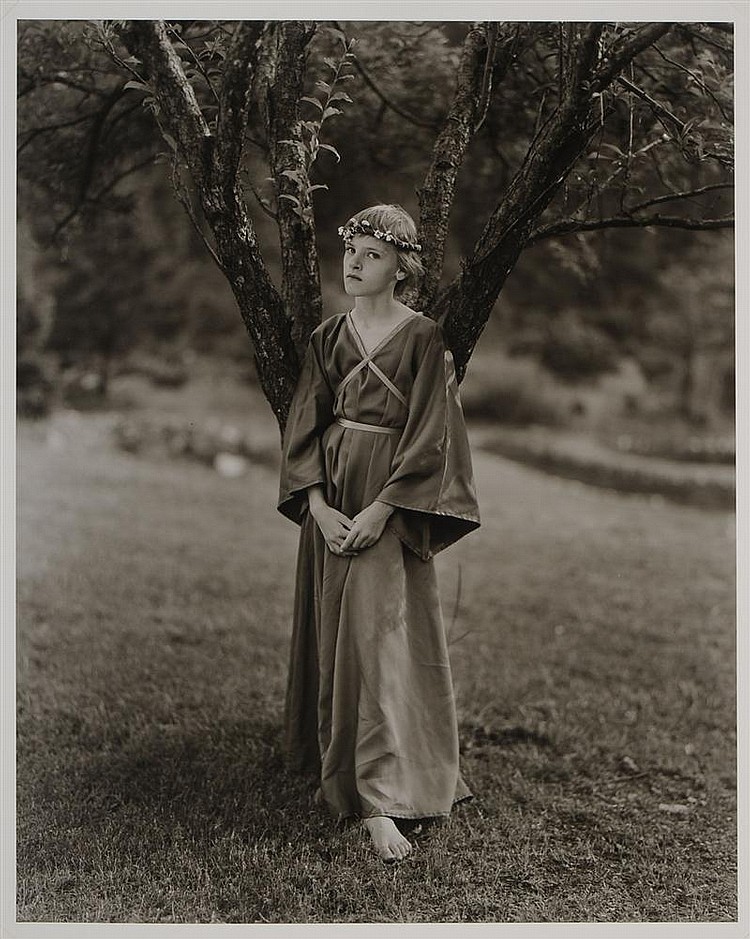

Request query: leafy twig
[
  {"left": 274, "top": 28, "right": 357, "bottom": 225},
  {"left": 164, "top": 21, "right": 221, "bottom": 105}
]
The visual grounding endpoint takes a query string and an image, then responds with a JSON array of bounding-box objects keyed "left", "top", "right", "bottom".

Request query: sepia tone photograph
[{"left": 6, "top": 1, "right": 743, "bottom": 929}]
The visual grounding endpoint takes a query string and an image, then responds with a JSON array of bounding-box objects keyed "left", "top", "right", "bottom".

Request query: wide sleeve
[
  {"left": 277, "top": 331, "right": 333, "bottom": 525},
  {"left": 377, "top": 323, "right": 480, "bottom": 559}
]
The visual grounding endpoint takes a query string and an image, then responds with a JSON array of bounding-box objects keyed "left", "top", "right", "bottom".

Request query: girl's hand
[
  {"left": 339, "top": 501, "right": 394, "bottom": 554},
  {"left": 310, "top": 503, "right": 357, "bottom": 556}
]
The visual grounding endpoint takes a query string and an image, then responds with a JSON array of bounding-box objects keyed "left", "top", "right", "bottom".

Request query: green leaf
[
  {"left": 322, "top": 106, "right": 343, "bottom": 120},
  {"left": 279, "top": 194, "right": 302, "bottom": 208},
  {"left": 161, "top": 132, "right": 178, "bottom": 152},
  {"left": 316, "top": 81, "right": 333, "bottom": 94},
  {"left": 329, "top": 91, "right": 353, "bottom": 104},
  {"left": 323, "top": 56, "right": 338, "bottom": 70},
  {"left": 309, "top": 184, "right": 329, "bottom": 193}
]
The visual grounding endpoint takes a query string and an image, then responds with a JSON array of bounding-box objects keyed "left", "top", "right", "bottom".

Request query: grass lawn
[{"left": 16, "top": 385, "right": 737, "bottom": 924}]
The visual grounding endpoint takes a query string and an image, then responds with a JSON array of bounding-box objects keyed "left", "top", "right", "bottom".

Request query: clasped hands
[{"left": 308, "top": 487, "right": 393, "bottom": 556}]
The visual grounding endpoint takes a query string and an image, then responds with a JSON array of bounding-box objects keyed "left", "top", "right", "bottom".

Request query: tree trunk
[
  {"left": 416, "top": 24, "right": 526, "bottom": 314},
  {"left": 256, "top": 22, "right": 323, "bottom": 361},
  {"left": 415, "top": 25, "right": 489, "bottom": 313},
  {"left": 430, "top": 23, "right": 673, "bottom": 382},
  {"left": 436, "top": 104, "right": 600, "bottom": 381},
  {"left": 200, "top": 187, "right": 299, "bottom": 429},
  {"left": 120, "top": 20, "right": 676, "bottom": 421},
  {"left": 121, "top": 20, "right": 302, "bottom": 431}
]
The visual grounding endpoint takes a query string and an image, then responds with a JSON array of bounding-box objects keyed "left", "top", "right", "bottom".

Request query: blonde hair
[{"left": 342, "top": 204, "right": 425, "bottom": 297}]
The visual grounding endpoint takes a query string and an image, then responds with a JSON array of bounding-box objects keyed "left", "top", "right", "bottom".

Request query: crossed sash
[{"left": 333, "top": 311, "right": 413, "bottom": 436}]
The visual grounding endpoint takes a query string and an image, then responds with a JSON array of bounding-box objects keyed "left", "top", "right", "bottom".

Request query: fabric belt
[{"left": 336, "top": 417, "right": 402, "bottom": 436}]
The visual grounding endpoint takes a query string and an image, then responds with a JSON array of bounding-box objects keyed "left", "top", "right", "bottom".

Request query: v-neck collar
[{"left": 346, "top": 309, "right": 419, "bottom": 358}]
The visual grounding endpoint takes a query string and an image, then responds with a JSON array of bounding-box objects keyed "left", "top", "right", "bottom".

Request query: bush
[
  {"left": 60, "top": 368, "right": 108, "bottom": 410},
  {"left": 537, "top": 312, "right": 620, "bottom": 381},
  {"left": 481, "top": 430, "right": 734, "bottom": 508},
  {"left": 116, "top": 353, "right": 189, "bottom": 388},
  {"left": 112, "top": 417, "right": 278, "bottom": 471},
  {"left": 609, "top": 431, "right": 735, "bottom": 465},
  {"left": 460, "top": 358, "right": 567, "bottom": 427}
]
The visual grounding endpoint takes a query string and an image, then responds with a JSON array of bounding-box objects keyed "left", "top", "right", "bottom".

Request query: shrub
[
  {"left": 481, "top": 430, "right": 734, "bottom": 508},
  {"left": 116, "top": 353, "right": 189, "bottom": 388},
  {"left": 460, "top": 358, "right": 567, "bottom": 427},
  {"left": 112, "top": 417, "right": 278, "bottom": 471},
  {"left": 538, "top": 312, "right": 620, "bottom": 381},
  {"left": 609, "top": 431, "right": 735, "bottom": 465}
]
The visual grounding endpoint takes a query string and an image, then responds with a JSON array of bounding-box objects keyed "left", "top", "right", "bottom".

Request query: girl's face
[{"left": 343, "top": 234, "right": 404, "bottom": 298}]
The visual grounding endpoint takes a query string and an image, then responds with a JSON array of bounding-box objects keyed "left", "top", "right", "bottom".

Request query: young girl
[{"left": 278, "top": 204, "right": 480, "bottom": 863}]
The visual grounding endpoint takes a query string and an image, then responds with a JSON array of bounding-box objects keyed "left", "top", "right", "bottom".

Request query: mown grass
[{"left": 16, "top": 387, "right": 737, "bottom": 924}]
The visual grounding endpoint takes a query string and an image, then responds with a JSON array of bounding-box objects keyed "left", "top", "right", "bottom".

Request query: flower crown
[{"left": 337, "top": 217, "right": 422, "bottom": 253}]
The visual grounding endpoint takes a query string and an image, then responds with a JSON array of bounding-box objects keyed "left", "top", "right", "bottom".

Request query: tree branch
[
  {"left": 431, "top": 22, "right": 680, "bottom": 377},
  {"left": 626, "top": 182, "right": 733, "bottom": 214},
  {"left": 215, "top": 21, "right": 264, "bottom": 180},
  {"left": 164, "top": 22, "right": 220, "bottom": 105},
  {"left": 76, "top": 84, "right": 128, "bottom": 205},
  {"left": 169, "top": 161, "right": 225, "bottom": 273},
  {"left": 592, "top": 23, "right": 674, "bottom": 91},
  {"left": 676, "top": 24, "right": 732, "bottom": 56},
  {"left": 616, "top": 75, "right": 685, "bottom": 132},
  {"left": 119, "top": 20, "right": 299, "bottom": 429},
  {"left": 256, "top": 21, "right": 322, "bottom": 358},
  {"left": 706, "top": 23, "right": 733, "bottom": 36},
  {"left": 17, "top": 111, "right": 99, "bottom": 154},
  {"left": 527, "top": 212, "right": 734, "bottom": 244},
  {"left": 51, "top": 154, "right": 157, "bottom": 238},
  {"left": 416, "top": 24, "right": 517, "bottom": 311},
  {"left": 120, "top": 20, "right": 212, "bottom": 183},
  {"left": 561, "top": 23, "right": 604, "bottom": 103},
  {"left": 651, "top": 43, "right": 732, "bottom": 123},
  {"left": 332, "top": 21, "right": 440, "bottom": 130},
  {"left": 472, "top": 22, "right": 499, "bottom": 133},
  {"left": 616, "top": 74, "right": 732, "bottom": 168}
]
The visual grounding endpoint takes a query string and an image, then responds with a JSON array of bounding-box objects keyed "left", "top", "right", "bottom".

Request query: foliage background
[{"left": 16, "top": 18, "right": 734, "bottom": 433}]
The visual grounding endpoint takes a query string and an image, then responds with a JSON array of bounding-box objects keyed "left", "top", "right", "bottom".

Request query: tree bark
[
  {"left": 121, "top": 20, "right": 686, "bottom": 421},
  {"left": 416, "top": 23, "right": 532, "bottom": 314},
  {"left": 256, "top": 22, "right": 323, "bottom": 361},
  {"left": 121, "top": 20, "right": 300, "bottom": 431},
  {"left": 434, "top": 30, "right": 603, "bottom": 379},
  {"left": 415, "top": 25, "right": 493, "bottom": 312},
  {"left": 432, "top": 23, "right": 675, "bottom": 382}
]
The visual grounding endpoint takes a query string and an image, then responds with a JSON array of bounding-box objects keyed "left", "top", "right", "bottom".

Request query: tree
[
  {"left": 648, "top": 232, "right": 734, "bottom": 421},
  {"left": 17, "top": 20, "right": 734, "bottom": 431}
]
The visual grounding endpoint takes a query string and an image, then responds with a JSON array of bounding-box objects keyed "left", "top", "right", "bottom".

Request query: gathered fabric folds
[{"left": 278, "top": 311, "right": 479, "bottom": 819}]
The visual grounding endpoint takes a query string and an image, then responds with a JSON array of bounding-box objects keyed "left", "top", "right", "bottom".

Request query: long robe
[{"left": 278, "top": 310, "right": 480, "bottom": 820}]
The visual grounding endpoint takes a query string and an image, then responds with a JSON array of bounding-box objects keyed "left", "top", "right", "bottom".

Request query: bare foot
[{"left": 364, "top": 816, "right": 413, "bottom": 863}]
